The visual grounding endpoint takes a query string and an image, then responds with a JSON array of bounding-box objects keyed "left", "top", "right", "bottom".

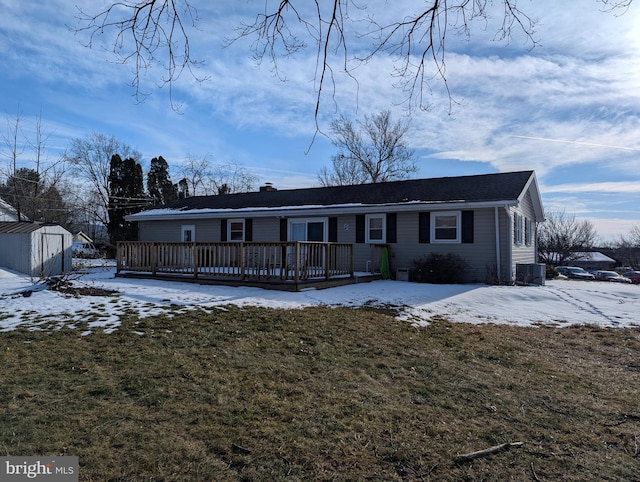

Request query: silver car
[
  {"left": 556, "top": 266, "right": 595, "bottom": 280},
  {"left": 592, "top": 270, "right": 632, "bottom": 283}
]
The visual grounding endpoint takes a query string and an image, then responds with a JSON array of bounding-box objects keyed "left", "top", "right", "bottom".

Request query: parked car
[
  {"left": 556, "top": 266, "right": 595, "bottom": 280},
  {"left": 622, "top": 270, "right": 640, "bottom": 284},
  {"left": 72, "top": 242, "right": 100, "bottom": 258},
  {"left": 591, "top": 270, "right": 632, "bottom": 283}
]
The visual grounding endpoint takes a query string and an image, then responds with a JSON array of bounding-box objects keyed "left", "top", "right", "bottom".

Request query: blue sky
[{"left": 1, "top": 1, "right": 639, "bottom": 242}]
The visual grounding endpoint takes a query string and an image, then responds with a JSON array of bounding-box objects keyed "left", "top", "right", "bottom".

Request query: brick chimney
[{"left": 259, "top": 183, "right": 277, "bottom": 192}]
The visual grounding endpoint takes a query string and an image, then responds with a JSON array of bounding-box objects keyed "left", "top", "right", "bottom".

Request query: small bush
[
  {"left": 546, "top": 264, "right": 558, "bottom": 279},
  {"left": 412, "top": 253, "right": 469, "bottom": 284}
]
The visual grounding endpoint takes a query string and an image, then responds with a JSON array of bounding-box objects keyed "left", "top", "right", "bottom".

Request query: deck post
[
  {"left": 151, "top": 243, "right": 157, "bottom": 276},
  {"left": 294, "top": 242, "right": 300, "bottom": 285},
  {"left": 350, "top": 244, "right": 354, "bottom": 277},
  {"left": 325, "top": 243, "right": 330, "bottom": 280},
  {"left": 116, "top": 242, "right": 122, "bottom": 275},
  {"left": 193, "top": 243, "right": 199, "bottom": 280}
]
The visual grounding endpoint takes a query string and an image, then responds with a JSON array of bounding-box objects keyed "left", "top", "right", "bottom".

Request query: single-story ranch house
[{"left": 122, "top": 170, "right": 544, "bottom": 288}]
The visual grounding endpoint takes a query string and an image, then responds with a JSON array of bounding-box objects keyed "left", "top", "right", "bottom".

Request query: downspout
[
  {"left": 494, "top": 206, "right": 501, "bottom": 284},
  {"left": 505, "top": 206, "right": 513, "bottom": 282},
  {"left": 532, "top": 221, "right": 540, "bottom": 264}
]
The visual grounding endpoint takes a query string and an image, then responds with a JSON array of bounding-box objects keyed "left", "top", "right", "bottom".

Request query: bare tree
[
  {"left": 0, "top": 110, "right": 26, "bottom": 220},
  {"left": 74, "top": 1, "right": 633, "bottom": 115},
  {"left": 64, "top": 132, "right": 141, "bottom": 232},
  {"left": 629, "top": 225, "right": 640, "bottom": 246},
  {"left": 610, "top": 225, "right": 640, "bottom": 268},
  {"left": 209, "top": 161, "right": 259, "bottom": 194},
  {"left": 179, "top": 156, "right": 258, "bottom": 196},
  {"left": 179, "top": 155, "right": 211, "bottom": 197},
  {"left": 318, "top": 110, "right": 417, "bottom": 186},
  {"left": 537, "top": 210, "right": 598, "bottom": 265},
  {"left": 0, "top": 110, "right": 69, "bottom": 224}
]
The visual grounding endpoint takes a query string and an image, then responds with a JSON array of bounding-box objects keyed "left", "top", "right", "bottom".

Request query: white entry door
[{"left": 181, "top": 225, "right": 195, "bottom": 269}]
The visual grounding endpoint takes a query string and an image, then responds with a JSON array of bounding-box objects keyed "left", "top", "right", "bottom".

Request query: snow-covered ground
[{"left": 1, "top": 260, "right": 639, "bottom": 334}]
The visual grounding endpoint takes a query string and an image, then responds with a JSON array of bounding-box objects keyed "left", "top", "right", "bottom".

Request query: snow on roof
[{"left": 574, "top": 252, "right": 616, "bottom": 263}]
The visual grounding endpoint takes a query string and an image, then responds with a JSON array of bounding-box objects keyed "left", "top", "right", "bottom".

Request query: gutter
[{"left": 127, "top": 199, "right": 520, "bottom": 222}]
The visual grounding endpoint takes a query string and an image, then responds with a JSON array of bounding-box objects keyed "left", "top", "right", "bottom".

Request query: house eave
[
  {"left": 127, "top": 199, "right": 520, "bottom": 222},
  {"left": 518, "top": 172, "right": 545, "bottom": 222}
]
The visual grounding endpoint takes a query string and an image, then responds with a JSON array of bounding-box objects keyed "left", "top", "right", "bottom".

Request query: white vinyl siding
[
  {"left": 250, "top": 218, "right": 279, "bottom": 242},
  {"left": 391, "top": 209, "right": 500, "bottom": 283},
  {"left": 138, "top": 220, "right": 216, "bottom": 242},
  {"left": 511, "top": 190, "right": 539, "bottom": 273}
]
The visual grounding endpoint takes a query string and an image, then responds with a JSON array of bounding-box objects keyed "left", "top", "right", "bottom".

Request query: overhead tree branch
[{"left": 74, "top": 1, "right": 634, "bottom": 117}]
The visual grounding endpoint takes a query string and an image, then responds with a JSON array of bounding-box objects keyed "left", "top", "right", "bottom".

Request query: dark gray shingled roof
[
  {"left": 159, "top": 171, "right": 535, "bottom": 211},
  {"left": 163, "top": 171, "right": 533, "bottom": 210}
]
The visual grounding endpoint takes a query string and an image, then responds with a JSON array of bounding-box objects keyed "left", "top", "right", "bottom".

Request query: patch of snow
[{"left": 1, "top": 264, "right": 639, "bottom": 334}]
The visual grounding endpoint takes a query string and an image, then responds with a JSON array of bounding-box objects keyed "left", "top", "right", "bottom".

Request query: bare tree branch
[
  {"left": 74, "top": 0, "right": 208, "bottom": 110},
  {"left": 74, "top": 1, "right": 632, "bottom": 116}
]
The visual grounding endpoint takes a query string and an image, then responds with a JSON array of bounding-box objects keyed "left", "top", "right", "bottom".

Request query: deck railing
[{"left": 116, "top": 241, "right": 354, "bottom": 284}]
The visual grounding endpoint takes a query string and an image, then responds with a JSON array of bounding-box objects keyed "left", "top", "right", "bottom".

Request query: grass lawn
[{"left": 1, "top": 305, "right": 639, "bottom": 481}]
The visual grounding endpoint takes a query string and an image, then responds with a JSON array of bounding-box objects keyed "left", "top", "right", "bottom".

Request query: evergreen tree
[
  {"left": 0, "top": 167, "right": 71, "bottom": 226},
  {"left": 147, "top": 156, "right": 178, "bottom": 205},
  {"left": 108, "top": 154, "right": 145, "bottom": 244}
]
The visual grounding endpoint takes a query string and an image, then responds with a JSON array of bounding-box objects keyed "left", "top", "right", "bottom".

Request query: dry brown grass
[{"left": 1, "top": 306, "right": 639, "bottom": 481}]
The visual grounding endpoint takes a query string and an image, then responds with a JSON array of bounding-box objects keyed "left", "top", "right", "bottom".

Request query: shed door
[{"left": 41, "top": 233, "right": 64, "bottom": 277}]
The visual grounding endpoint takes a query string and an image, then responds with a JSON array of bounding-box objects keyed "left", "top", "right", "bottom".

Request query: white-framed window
[
  {"left": 514, "top": 213, "right": 523, "bottom": 245},
  {"left": 524, "top": 217, "right": 533, "bottom": 246},
  {"left": 431, "top": 211, "right": 461, "bottom": 243},
  {"left": 228, "top": 219, "right": 245, "bottom": 242},
  {"left": 181, "top": 225, "right": 195, "bottom": 242},
  {"left": 366, "top": 214, "right": 386, "bottom": 243}
]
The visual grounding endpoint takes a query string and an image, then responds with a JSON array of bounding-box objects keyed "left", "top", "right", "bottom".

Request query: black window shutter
[
  {"left": 220, "top": 219, "right": 228, "bottom": 242},
  {"left": 419, "top": 212, "right": 430, "bottom": 243},
  {"left": 328, "top": 217, "right": 338, "bottom": 243},
  {"left": 386, "top": 213, "right": 397, "bottom": 243},
  {"left": 245, "top": 218, "right": 253, "bottom": 241},
  {"left": 355, "top": 215, "right": 365, "bottom": 243},
  {"left": 280, "top": 218, "right": 288, "bottom": 242},
  {"left": 462, "top": 211, "right": 474, "bottom": 244}
]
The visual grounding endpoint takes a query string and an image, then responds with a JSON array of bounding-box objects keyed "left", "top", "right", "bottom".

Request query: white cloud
[{"left": 544, "top": 181, "right": 640, "bottom": 194}]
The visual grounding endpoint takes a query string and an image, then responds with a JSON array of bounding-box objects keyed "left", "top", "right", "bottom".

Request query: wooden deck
[{"left": 116, "top": 241, "right": 379, "bottom": 291}]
